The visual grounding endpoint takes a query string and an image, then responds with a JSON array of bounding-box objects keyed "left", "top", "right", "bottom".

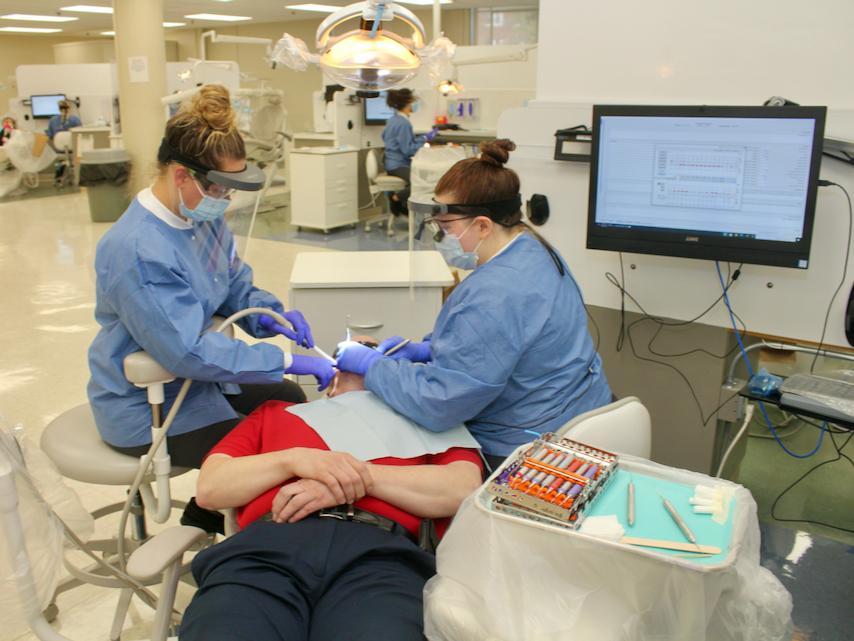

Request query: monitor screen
[
  {"left": 587, "top": 105, "right": 826, "bottom": 269},
  {"left": 30, "top": 94, "right": 67, "bottom": 118},
  {"left": 364, "top": 92, "right": 395, "bottom": 126}
]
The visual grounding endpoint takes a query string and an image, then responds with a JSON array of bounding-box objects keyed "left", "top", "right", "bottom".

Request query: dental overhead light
[
  {"left": 271, "top": 0, "right": 454, "bottom": 92},
  {"left": 437, "top": 78, "right": 462, "bottom": 95}
]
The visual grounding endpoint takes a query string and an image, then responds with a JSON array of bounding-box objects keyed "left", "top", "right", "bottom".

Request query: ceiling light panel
[
  {"left": 163, "top": 22, "right": 186, "bottom": 28},
  {"left": 184, "top": 13, "right": 251, "bottom": 22},
  {"left": 0, "top": 26, "right": 63, "bottom": 32},
  {"left": 285, "top": 4, "right": 341, "bottom": 12},
  {"left": 61, "top": 5, "right": 114, "bottom": 14},
  {"left": 1, "top": 14, "right": 78, "bottom": 22}
]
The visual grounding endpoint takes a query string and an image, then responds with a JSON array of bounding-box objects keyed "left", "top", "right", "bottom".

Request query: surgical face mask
[
  {"left": 178, "top": 177, "right": 230, "bottom": 223},
  {"left": 434, "top": 220, "right": 482, "bottom": 270},
  {"left": 411, "top": 101, "right": 420, "bottom": 113}
]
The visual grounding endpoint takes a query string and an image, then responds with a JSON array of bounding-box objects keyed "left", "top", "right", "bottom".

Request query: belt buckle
[{"left": 318, "top": 504, "right": 354, "bottom": 522}]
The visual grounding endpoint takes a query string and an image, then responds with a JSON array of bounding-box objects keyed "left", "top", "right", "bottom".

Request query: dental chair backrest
[
  {"left": 555, "top": 396, "right": 652, "bottom": 459},
  {"left": 53, "top": 131, "right": 72, "bottom": 153}
]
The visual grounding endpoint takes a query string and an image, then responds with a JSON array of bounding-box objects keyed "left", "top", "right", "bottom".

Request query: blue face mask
[
  {"left": 179, "top": 178, "right": 230, "bottom": 223},
  {"left": 411, "top": 101, "right": 420, "bottom": 113},
  {"left": 434, "top": 220, "right": 482, "bottom": 270}
]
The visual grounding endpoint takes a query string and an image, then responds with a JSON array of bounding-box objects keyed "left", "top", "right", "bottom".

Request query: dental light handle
[{"left": 117, "top": 307, "right": 292, "bottom": 569}]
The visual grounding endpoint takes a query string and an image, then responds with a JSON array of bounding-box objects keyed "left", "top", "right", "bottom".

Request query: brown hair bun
[
  {"left": 188, "top": 84, "right": 236, "bottom": 134},
  {"left": 479, "top": 139, "right": 516, "bottom": 167}
]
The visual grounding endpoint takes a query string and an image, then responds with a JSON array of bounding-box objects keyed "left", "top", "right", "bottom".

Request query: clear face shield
[{"left": 158, "top": 138, "right": 268, "bottom": 266}]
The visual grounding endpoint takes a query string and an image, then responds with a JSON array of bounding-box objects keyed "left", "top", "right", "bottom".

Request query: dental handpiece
[{"left": 662, "top": 496, "right": 697, "bottom": 544}]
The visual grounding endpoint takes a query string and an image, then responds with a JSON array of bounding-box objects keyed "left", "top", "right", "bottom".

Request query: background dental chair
[
  {"left": 52, "top": 131, "right": 73, "bottom": 189},
  {"left": 555, "top": 396, "right": 652, "bottom": 458},
  {"left": 364, "top": 148, "right": 406, "bottom": 236}
]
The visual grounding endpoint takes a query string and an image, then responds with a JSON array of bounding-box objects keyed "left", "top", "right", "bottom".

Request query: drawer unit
[{"left": 290, "top": 147, "right": 359, "bottom": 232}]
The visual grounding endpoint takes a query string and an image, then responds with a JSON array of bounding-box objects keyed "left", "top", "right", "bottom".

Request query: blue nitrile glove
[
  {"left": 335, "top": 342, "right": 385, "bottom": 376},
  {"left": 287, "top": 354, "right": 335, "bottom": 391},
  {"left": 258, "top": 310, "right": 315, "bottom": 348},
  {"left": 424, "top": 127, "right": 438, "bottom": 142},
  {"left": 377, "top": 336, "right": 432, "bottom": 363}
]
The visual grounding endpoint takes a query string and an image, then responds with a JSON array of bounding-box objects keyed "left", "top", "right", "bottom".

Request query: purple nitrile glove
[
  {"left": 424, "top": 127, "right": 438, "bottom": 142},
  {"left": 258, "top": 310, "right": 315, "bottom": 348},
  {"left": 335, "top": 342, "right": 385, "bottom": 376},
  {"left": 287, "top": 354, "right": 335, "bottom": 391},
  {"left": 376, "top": 336, "right": 432, "bottom": 363}
]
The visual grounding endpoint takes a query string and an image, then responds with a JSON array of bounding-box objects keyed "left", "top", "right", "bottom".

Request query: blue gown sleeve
[
  {"left": 396, "top": 120, "right": 426, "bottom": 158},
  {"left": 110, "top": 256, "right": 285, "bottom": 383},
  {"left": 365, "top": 297, "right": 524, "bottom": 431},
  {"left": 216, "top": 248, "right": 283, "bottom": 338}
]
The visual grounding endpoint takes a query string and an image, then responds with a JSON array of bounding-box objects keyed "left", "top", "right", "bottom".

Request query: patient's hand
[
  {"left": 286, "top": 448, "right": 373, "bottom": 504},
  {"left": 271, "top": 479, "right": 340, "bottom": 524}
]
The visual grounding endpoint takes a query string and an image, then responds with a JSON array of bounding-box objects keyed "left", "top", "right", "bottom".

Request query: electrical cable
[
  {"left": 716, "top": 403, "right": 755, "bottom": 477},
  {"left": 770, "top": 429, "right": 854, "bottom": 534},
  {"left": 605, "top": 262, "right": 746, "bottom": 426},
  {"left": 810, "top": 181, "right": 852, "bottom": 373},
  {"left": 716, "top": 260, "right": 828, "bottom": 458},
  {"left": 616, "top": 252, "right": 626, "bottom": 352}
]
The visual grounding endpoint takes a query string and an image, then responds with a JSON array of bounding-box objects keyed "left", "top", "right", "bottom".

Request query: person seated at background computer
[
  {"left": 382, "top": 88, "right": 437, "bottom": 215},
  {"left": 45, "top": 100, "right": 81, "bottom": 144},
  {"left": 180, "top": 338, "right": 482, "bottom": 641}
]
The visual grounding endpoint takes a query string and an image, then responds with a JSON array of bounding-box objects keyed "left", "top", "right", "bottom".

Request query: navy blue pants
[{"left": 180, "top": 518, "right": 435, "bottom": 641}]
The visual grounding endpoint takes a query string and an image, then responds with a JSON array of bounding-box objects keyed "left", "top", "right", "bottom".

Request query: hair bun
[
  {"left": 479, "top": 139, "right": 516, "bottom": 167},
  {"left": 189, "top": 84, "right": 235, "bottom": 134}
]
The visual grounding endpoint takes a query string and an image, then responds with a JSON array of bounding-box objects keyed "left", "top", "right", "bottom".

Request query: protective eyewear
[
  {"left": 190, "top": 169, "right": 235, "bottom": 199},
  {"left": 157, "top": 138, "right": 266, "bottom": 192},
  {"left": 413, "top": 195, "right": 523, "bottom": 242}
]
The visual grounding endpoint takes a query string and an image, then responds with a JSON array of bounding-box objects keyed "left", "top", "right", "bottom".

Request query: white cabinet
[
  {"left": 288, "top": 250, "right": 455, "bottom": 398},
  {"left": 289, "top": 147, "right": 359, "bottom": 232}
]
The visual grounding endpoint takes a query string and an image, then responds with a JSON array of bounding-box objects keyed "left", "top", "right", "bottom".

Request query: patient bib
[{"left": 286, "top": 391, "right": 480, "bottom": 460}]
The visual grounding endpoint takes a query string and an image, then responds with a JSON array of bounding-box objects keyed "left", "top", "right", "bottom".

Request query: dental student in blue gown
[
  {"left": 336, "top": 139, "right": 613, "bottom": 471},
  {"left": 88, "top": 85, "right": 335, "bottom": 473}
]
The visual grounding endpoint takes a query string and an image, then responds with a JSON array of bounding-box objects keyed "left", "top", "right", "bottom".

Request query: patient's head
[{"left": 328, "top": 336, "right": 379, "bottom": 398}]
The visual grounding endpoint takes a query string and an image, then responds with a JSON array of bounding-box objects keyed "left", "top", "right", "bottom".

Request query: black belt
[{"left": 262, "top": 505, "right": 416, "bottom": 544}]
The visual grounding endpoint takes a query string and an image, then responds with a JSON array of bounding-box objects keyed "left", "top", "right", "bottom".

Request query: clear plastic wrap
[
  {"left": 3, "top": 130, "right": 56, "bottom": 174},
  {"left": 0, "top": 421, "right": 93, "bottom": 638},
  {"left": 425, "top": 454, "right": 792, "bottom": 641},
  {"left": 418, "top": 36, "right": 456, "bottom": 85},
  {"left": 270, "top": 33, "right": 320, "bottom": 72},
  {"left": 410, "top": 145, "right": 468, "bottom": 202}
]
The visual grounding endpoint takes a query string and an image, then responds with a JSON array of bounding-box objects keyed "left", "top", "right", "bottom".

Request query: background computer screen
[
  {"left": 586, "top": 105, "right": 826, "bottom": 269},
  {"left": 364, "top": 92, "right": 395, "bottom": 126},
  {"left": 31, "top": 94, "right": 67, "bottom": 118}
]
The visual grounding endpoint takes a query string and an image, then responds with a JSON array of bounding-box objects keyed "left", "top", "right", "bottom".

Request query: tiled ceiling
[{"left": 0, "top": 0, "right": 537, "bottom": 37}]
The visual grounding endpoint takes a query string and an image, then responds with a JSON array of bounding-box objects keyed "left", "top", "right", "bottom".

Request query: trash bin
[{"left": 79, "top": 148, "right": 131, "bottom": 222}]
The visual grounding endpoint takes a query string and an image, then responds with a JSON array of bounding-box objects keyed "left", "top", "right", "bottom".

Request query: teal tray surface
[{"left": 587, "top": 468, "right": 735, "bottom": 565}]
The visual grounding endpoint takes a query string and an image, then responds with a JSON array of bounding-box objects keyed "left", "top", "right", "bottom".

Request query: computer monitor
[
  {"left": 364, "top": 91, "right": 395, "bottom": 126},
  {"left": 586, "top": 105, "right": 827, "bottom": 269},
  {"left": 30, "top": 94, "right": 67, "bottom": 119}
]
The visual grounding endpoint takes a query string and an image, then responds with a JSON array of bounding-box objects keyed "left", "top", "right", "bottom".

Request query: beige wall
[
  {"left": 0, "top": 35, "right": 84, "bottom": 118},
  {"left": 182, "top": 9, "right": 471, "bottom": 133}
]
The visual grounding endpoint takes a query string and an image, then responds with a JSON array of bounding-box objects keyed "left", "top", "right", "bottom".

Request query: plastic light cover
[{"left": 319, "top": 30, "right": 419, "bottom": 91}]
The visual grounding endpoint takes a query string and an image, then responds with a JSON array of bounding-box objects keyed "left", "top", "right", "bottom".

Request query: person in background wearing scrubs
[
  {"left": 337, "top": 139, "right": 613, "bottom": 471},
  {"left": 45, "top": 99, "right": 81, "bottom": 144},
  {"left": 381, "top": 88, "right": 437, "bottom": 215},
  {"left": 88, "top": 85, "right": 333, "bottom": 527}
]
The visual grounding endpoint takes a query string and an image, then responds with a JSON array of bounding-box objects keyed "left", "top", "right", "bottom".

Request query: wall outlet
[{"left": 718, "top": 379, "right": 746, "bottom": 423}]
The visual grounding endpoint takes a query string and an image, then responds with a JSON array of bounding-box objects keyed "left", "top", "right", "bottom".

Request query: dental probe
[
  {"left": 383, "top": 339, "right": 411, "bottom": 357},
  {"left": 312, "top": 345, "right": 337, "bottom": 364}
]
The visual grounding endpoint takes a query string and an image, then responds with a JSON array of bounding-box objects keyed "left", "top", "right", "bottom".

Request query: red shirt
[{"left": 207, "top": 400, "right": 483, "bottom": 536}]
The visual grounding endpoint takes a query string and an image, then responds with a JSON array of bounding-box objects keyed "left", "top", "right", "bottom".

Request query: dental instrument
[
  {"left": 661, "top": 496, "right": 697, "bottom": 545},
  {"left": 383, "top": 338, "right": 411, "bottom": 357}
]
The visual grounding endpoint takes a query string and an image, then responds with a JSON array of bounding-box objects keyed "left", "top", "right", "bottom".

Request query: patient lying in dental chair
[{"left": 180, "top": 338, "right": 483, "bottom": 641}]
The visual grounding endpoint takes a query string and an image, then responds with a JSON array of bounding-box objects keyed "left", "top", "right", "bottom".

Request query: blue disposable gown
[
  {"left": 46, "top": 114, "right": 81, "bottom": 140},
  {"left": 382, "top": 113, "right": 426, "bottom": 171},
  {"left": 365, "top": 233, "right": 613, "bottom": 456},
  {"left": 88, "top": 194, "right": 286, "bottom": 447}
]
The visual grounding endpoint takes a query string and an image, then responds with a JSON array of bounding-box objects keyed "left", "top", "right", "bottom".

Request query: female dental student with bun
[
  {"left": 336, "top": 139, "right": 613, "bottom": 470},
  {"left": 88, "top": 84, "right": 334, "bottom": 470}
]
